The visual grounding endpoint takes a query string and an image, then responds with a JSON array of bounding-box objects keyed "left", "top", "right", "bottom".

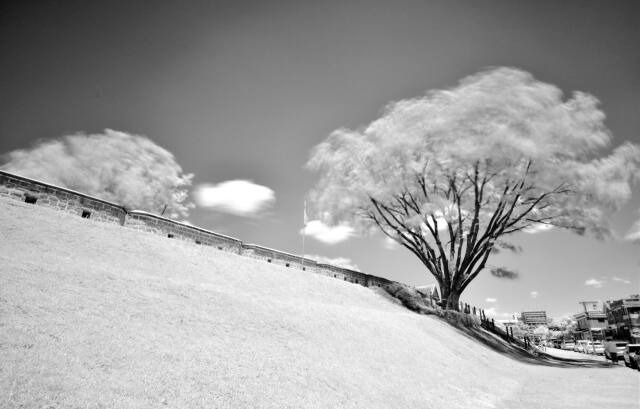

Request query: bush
[{"left": 383, "top": 283, "right": 438, "bottom": 315}]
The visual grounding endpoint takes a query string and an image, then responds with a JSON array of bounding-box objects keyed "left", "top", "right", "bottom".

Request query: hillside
[{"left": 1, "top": 197, "right": 637, "bottom": 409}]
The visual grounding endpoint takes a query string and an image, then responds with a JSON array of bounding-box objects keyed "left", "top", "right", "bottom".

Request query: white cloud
[
  {"left": 612, "top": 276, "right": 631, "bottom": 285},
  {"left": 383, "top": 236, "right": 399, "bottom": 250},
  {"left": 483, "top": 307, "right": 512, "bottom": 319},
  {"left": 530, "top": 291, "right": 539, "bottom": 298},
  {"left": 625, "top": 218, "right": 640, "bottom": 243},
  {"left": 485, "top": 297, "right": 497, "bottom": 303},
  {"left": 301, "top": 220, "right": 354, "bottom": 244},
  {"left": 523, "top": 223, "right": 554, "bottom": 234},
  {"left": 484, "top": 307, "right": 498, "bottom": 316},
  {"left": 305, "top": 254, "right": 360, "bottom": 271},
  {"left": 585, "top": 278, "right": 604, "bottom": 288},
  {"left": 194, "top": 180, "right": 275, "bottom": 216}
]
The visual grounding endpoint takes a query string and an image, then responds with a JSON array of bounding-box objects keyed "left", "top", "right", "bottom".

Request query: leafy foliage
[
  {"left": 2, "top": 129, "right": 194, "bottom": 218},
  {"left": 307, "top": 67, "right": 639, "bottom": 308}
]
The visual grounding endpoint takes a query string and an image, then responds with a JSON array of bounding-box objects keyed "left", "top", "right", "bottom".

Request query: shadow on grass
[
  {"left": 380, "top": 283, "right": 613, "bottom": 369},
  {"left": 444, "top": 319, "right": 612, "bottom": 368}
]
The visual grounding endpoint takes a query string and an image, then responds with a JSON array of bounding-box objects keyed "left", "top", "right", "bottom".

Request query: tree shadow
[
  {"left": 444, "top": 319, "right": 613, "bottom": 368},
  {"left": 378, "top": 284, "right": 614, "bottom": 368}
]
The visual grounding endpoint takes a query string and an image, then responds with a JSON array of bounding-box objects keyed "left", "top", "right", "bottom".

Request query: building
[
  {"left": 573, "top": 301, "right": 607, "bottom": 340},
  {"left": 521, "top": 311, "right": 548, "bottom": 327},
  {"left": 605, "top": 295, "right": 640, "bottom": 343}
]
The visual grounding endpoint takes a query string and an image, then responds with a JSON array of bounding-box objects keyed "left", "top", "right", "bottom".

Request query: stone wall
[
  {"left": 126, "top": 210, "right": 243, "bottom": 254},
  {"left": 0, "top": 170, "right": 126, "bottom": 225},
  {"left": 241, "top": 244, "right": 317, "bottom": 272},
  {"left": 0, "top": 169, "right": 396, "bottom": 289}
]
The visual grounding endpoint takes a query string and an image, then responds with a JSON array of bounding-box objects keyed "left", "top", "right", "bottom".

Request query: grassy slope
[{"left": 0, "top": 198, "right": 637, "bottom": 409}]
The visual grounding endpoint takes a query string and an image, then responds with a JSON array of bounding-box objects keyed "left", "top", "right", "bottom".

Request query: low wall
[
  {"left": 0, "top": 170, "right": 126, "bottom": 225},
  {"left": 0, "top": 169, "right": 396, "bottom": 290},
  {"left": 241, "top": 244, "right": 318, "bottom": 272},
  {"left": 315, "top": 263, "right": 374, "bottom": 286},
  {"left": 126, "top": 210, "right": 243, "bottom": 254}
]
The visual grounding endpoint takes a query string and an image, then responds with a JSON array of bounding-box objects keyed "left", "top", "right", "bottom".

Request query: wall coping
[
  {"left": 0, "top": 169, "right": 127, "bottom": 211},
  {"left": 316, "top": 263, "right": 363, "bottom": 275},
  {"left": 128, "top": 210, "right": 242, "bottom": 242},
  {"left": 242, "top": 243, "right": 317, "bottom": 263}
]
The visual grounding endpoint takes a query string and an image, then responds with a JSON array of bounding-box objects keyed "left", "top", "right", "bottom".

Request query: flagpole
[{"left": 302, "top": 201, "right": 307, "bottom": 270}]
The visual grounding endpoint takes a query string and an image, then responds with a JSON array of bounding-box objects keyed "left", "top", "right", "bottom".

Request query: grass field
[{"left": 1, "top": 197, "right": 638, "bottom": 408}]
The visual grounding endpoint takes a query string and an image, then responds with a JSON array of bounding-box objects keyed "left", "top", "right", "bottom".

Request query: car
[
  {"left": 604, "top": 340, "right": 628, "bottom": 363},
  {"left": 590, "top": 341, "right": 605, "bottom": 355},
  {"left": 623, "top": 344, "right": 640, "bottom": 369},
  {"left": 562, "top": 341, "right": 575, "bottom": 350}
]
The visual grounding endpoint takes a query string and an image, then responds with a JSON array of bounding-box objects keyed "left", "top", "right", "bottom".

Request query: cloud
[
  {"left": 483, "top": 307, "right": 512, "bottom": 319},
  {"left": 585, "top": 278, "right": 604, "bottom": 288},
  {"left": 194, "top": 180, "right": 275, "bottom": 216},
  {"left": 0, "top": 129, "right": 193, "bottom": 218},
  {"left": 523, "top": 223, "right": 554, "bottom": 234},
  {"left": 301, "top": 220, "right": 354, "bottom": 244},
  {"left": 490, "top": 267, "right": 519, "bottom": 279},
  {"left": 530, "top": 291, "right": 539, "bottom": 298},
  {"left": 383, "top": 236, "right": 399, "bottom": 250},
  {"left": 612, "top": 276, "right": 631, "bottom": 284},
  {"left": 305, "top": 254, "right": 360, "bottom": 271},
  {"left": 485, "top": 297, "right": 497, "bottom": 303},
  {"left": 484, "top": 307, "right": 498, "bottom": 316},
  {"left": 625, "top": 216, "right": 640, "bottom": 243}
]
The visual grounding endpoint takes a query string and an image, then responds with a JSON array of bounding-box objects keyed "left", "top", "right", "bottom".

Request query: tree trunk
[{"left": 441, "top": 287, "right": 461, "bottom": 311}]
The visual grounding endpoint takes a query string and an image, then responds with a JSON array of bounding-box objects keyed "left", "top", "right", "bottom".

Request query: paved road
[{"left": 542, "top": 347, "right": 606, "bottom": 362}]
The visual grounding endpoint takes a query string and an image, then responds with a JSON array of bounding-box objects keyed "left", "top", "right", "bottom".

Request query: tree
[
  {"left": 307, "top": 67, "right": 639, "bottom": 310},
  {"left": 1, "top": 129, "right": 194, "bottom": 218}
]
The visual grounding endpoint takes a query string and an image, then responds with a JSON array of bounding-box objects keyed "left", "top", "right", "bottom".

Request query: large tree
[{"left": 307, "top": 67, "right": 639, "bottom": 310}]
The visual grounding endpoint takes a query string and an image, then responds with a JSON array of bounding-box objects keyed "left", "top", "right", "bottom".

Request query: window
[
  {"left": 24, "top": 195, "right": 37, "bottom": 204},
  {"left": 302, "top": 267, "right": 306, "bottom": 271},
  {"left": 267, "top": 259, "right": 272, "bottom": 263},
  {"left": 167, "top": 234, "right": 174, "bottom": 238},
  {"left": 285, "top": 263, "right": 290, "bottom": 267},
  {"left": 218, "top": 246, "right": 223, "bottom": 250},
  {"left": 81, "top": 210, "right": 91, "bottom": 219},
  {"left": 195, "top": 240, "right": 202, "bottom": 245}
]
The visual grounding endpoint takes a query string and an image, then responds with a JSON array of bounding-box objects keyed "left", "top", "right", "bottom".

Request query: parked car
[
  {"left": 590, "top": 341, "right": 605, "bottom": 355},
  {"left": 623, "top": 344, "right": 640, "bottom": 369},
  {"left": 604, "top": 340, "right": 628, "bottom": 363}
]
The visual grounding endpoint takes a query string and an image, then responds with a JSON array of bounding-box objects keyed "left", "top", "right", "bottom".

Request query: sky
[{"left": 1, "top": 0, "right": 639, "bottom": 319}]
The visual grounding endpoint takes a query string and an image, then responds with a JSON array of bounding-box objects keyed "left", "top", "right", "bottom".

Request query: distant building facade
[
  {"left": 573, "top": 301, "right": 607, "bottom": 340},
  {"left": 605, "top": 295, "right": 640, "bottom": 343},
  {"left": 521, "top": 311, "right": 547, "bottom": 327}
]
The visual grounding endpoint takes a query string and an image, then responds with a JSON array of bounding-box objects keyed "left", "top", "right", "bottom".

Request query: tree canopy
[
  {"left": 2, "top": 129, "right": 194, "bottom": 218},
  {"left": 307, "top": 67, "right": 639, "bottom": 309}
]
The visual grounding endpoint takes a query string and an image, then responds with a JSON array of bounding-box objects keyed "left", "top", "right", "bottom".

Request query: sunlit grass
[{"left": 1, "top": 198, "right": 637, "bottom": 409}]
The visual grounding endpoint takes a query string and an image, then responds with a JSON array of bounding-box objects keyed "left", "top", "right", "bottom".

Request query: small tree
[{"left": 307, "top": 67, "right": 639, "bottom": 310}]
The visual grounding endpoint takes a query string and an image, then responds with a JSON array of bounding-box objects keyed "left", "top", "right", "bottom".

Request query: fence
[{"left": 457, "top": 301, "right": 532, "bottom": 349}]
